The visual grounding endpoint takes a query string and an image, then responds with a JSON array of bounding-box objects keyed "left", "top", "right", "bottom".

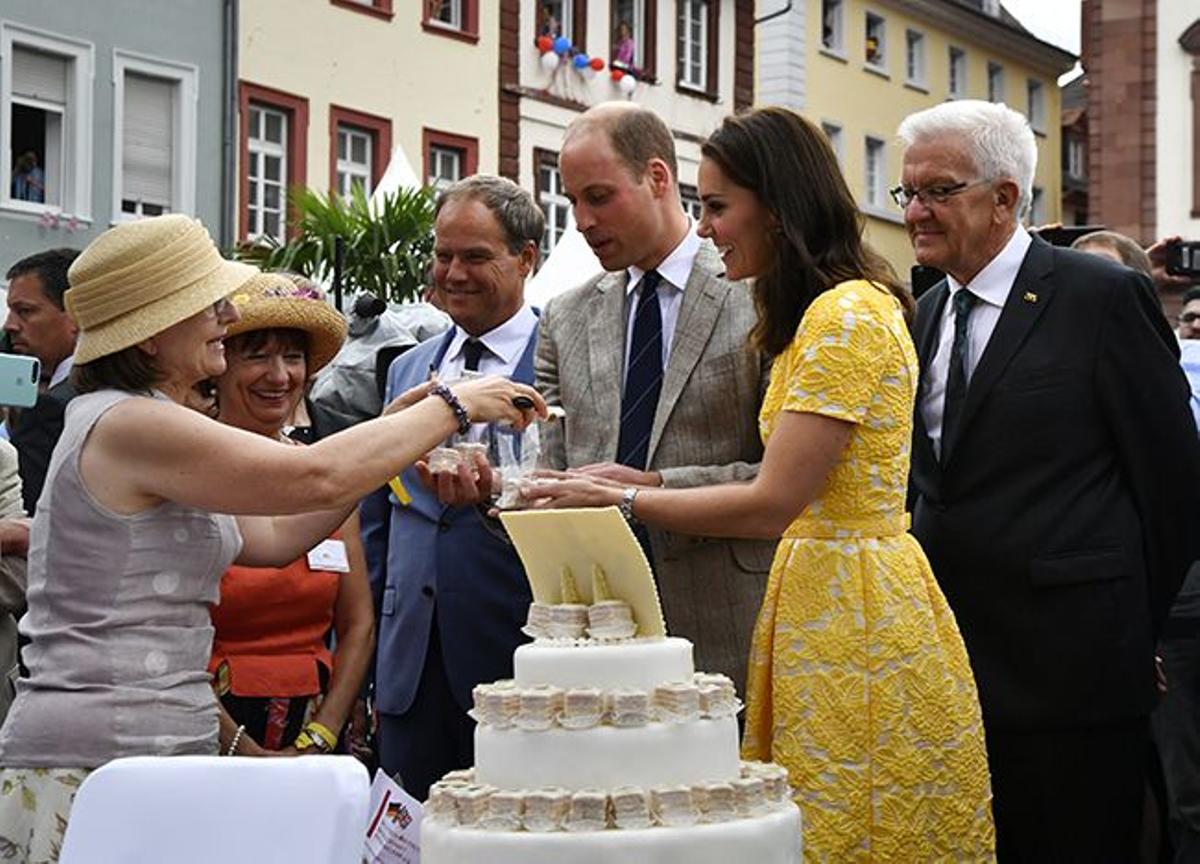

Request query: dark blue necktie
[
  {"left": 462, "top": 338, "right": 485, "bottom": 372},
  {"left": 616, "top": 270, "right": 664, "bottom": 470},
  {"left": 940, "top": 288, "right": 978, "bottom": 463}
]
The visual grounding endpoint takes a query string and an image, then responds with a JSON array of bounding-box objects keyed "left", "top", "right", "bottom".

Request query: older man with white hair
[{"left": 899, "top": 99, "right": 1200, "bottom": 861}]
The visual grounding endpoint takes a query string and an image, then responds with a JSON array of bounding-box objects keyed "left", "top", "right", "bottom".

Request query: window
[
  {"left": 328, "top": 106, "right": 391, "bottom": 200},
  {"left": 865, "top": 12, "right": 886, "bottom": 70},
  {"left": 537, "top": 1, "right": 585, "bottom": 52},
  {"left": 612, "top": 0, "right": 656, "bottom": 76},
  {"left": 330, "top": 0, "right": 393, "bottom": 21},
  {"left": 239, "top": 82, "right": 308, "bottom": 243},
  {"left": 948, "top": 47, "right": 966, "bottom": 98},
  {"left": 864, "top": 137, "right": 886, "bottom": 209},
  {"left": 1066, "top": 138, "right": 1085, "bottom": 179},
  {"left": 112, "top": 52, "right": 199, "bottom": 222},
  {"left": 821, "top": 0, "right": 844, "bottom": 54},
  {"left": 1029, "top": 185, "right": 1046, "bottom": 225},
  {"left": 423, "top": 0, "right": 479, "bottom": 41},
  {"left": 1027, "top": 79, "right": 1046, "bottom": 132},
  {"left": 422, "top": 128, "right": 478, "bottom": 193},
  {"left": 677, "top": 0, "right": 719, "bottom": 97},
  {"left": 535, "top": 149, "right": 569, "bottom": 261},
  {"left": 987, "top": 62, "right": 1004, "bottom": 103},
  {"left": 0, "top": 24, "right": 94, "bottom": 219},
  {"left": 679, "top": 184, "right": 703, "bottom": 221},
  {"left": 821, "top": 121, "right": 844, "bottom": 166},
  {"left": 905, "top": 29, "right": 925, "bottom": 86}
]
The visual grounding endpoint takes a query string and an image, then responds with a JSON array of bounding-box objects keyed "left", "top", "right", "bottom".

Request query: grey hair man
[
  {"left": 899, "top": 99, "right": 1200, "bottom": 861},
  {"left": 360, "top": 174, "right": 546, "bottom": 799},
  {"left": 535, "top": 102, "right": 774, "bottom": 698}
]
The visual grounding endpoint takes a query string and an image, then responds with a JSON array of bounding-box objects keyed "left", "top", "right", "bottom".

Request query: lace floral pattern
[{"left": 742, "top": 281, "right": 995, "bottom": 862}]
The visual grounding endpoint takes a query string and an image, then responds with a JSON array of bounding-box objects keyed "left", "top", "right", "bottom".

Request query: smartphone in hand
[{"left": 0, "top": 354, "right": 40, "bottom": 408}]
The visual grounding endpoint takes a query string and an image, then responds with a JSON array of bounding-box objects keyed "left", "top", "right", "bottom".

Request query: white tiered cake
[{"left": 420, "top": 509, "right": 802, "bottom": 864}]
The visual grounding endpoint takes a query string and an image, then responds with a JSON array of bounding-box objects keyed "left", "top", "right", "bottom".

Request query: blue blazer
[{"left": 360, "top": 327, "right": 535, "bottom": 716}]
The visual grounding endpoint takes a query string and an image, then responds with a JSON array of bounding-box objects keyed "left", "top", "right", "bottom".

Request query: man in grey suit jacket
[{"left": 536, "top": 103, "right": 773, "bottom": 696}]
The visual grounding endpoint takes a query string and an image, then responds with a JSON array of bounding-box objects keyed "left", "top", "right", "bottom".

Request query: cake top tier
[
  {"left": 513, "top": 636, "right": 695, "bottom": 691},
  {"left": 500, "top": 508, "right": 666, "bottom": 638}
]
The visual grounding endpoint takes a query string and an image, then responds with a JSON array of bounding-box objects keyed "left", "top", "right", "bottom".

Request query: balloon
[
  {"left": 540, "top": 51, "right": 560, "bottom": 72},
  {"left": 611, "top": 68, "right": 625, "bottom": 81},
  {"left": 573, "top": 53, "right": 590, "bottom": 69},
  {"left": 536, "top": 35, "right": 553, "bottom": 53},
  {"left": 618, "top": 73, "right": 637, "bottom": 94},
  {"left": 553, "top": 36, "right": 571, "bottom": 55},
  {"left": 590, "top": 57, "right": 605, "bottom": 71}
]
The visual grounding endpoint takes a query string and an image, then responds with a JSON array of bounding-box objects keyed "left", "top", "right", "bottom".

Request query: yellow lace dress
[{"left": 742, "top": 281, "right": 995, "bottom": 861}]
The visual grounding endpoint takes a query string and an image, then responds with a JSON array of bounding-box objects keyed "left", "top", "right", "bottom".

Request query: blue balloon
[
  {"left": 553, "top": 35, "right": 571, "bottom": 55},
  {"left": 573, "top": 53, "right": 590, "bottom": 69}
]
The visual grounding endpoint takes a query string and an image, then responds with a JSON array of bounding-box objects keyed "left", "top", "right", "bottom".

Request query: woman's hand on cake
[
  {"left": 524, "top": 476, "right": 624, "bottom": 509},
  {"left": 574, "top": 462, "right": 663, "bottom": 488}
]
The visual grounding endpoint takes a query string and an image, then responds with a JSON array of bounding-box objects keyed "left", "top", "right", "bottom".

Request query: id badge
[{"left": 307, "top": 539, "right": 350, "bottom": 573}]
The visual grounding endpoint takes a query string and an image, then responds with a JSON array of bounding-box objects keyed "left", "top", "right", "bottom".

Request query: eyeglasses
[
  {"left": 1180, "top": 312, "right": 1200, "bottom": 325},
  {"left": 889, "top": 179, "right": 991, "bottom": 209}
]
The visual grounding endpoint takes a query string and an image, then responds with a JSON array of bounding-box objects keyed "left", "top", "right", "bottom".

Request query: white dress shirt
[
  {"left": 622, "top": 226, "right": 701, "bottom": 386},
  {"left": 48, "top": 355, "right": 73, "bottom": 389},
  {"left": 439, "top": 304, "right": 538, "bottom": 379},
  {"left": 920, "top": 225, "right": 1032, "bottom": 458}
]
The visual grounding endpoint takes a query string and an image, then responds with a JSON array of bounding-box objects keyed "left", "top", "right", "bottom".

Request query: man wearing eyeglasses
[
  {"left": 1179, "top": 287, "right": 1200, "bottom": 341},
  {"left": 898, "top": 100, "right": 1200, "bottom": 862}
]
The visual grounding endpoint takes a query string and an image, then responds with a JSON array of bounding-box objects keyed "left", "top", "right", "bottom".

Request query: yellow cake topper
[
  {"left": 500, "top": 507, "right": 667, "bottom": 638},
  {"left": 559, "top": 565, "right": 582, "bottom": 604},
  {"left": 591, "top": 564, "right": 612, "bottom": 601}
]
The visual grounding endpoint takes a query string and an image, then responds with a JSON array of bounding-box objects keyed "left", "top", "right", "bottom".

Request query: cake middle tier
[
  {"left": 513, "top": 636, "right": 694, "bottom": 690},
  {"left": 475, "top": 716, "right": 740, "bottom": 791}
]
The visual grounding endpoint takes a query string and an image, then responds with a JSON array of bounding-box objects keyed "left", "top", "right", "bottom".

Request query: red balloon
[
  {"left": 611, "top": 68, "right": 625, "bottom": 81},
  {"left": 589, "top": 57, "right": 604, "bottom": 71},
  {"left": 536, "top": 36, "right": 553, "bottom": 53}
]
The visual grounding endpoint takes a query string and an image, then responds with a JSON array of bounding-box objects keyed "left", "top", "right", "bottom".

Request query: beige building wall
[
  {"left": 1156, "top": 1, "right": 1200, "bottom": 239},
  {"left": 237, "top": 0, "right": 499, "bottom": 225}
]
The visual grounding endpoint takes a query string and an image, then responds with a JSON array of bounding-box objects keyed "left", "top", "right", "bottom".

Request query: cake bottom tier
[{"left": 422, "top": 806, "right": 802, "bottom": 864}]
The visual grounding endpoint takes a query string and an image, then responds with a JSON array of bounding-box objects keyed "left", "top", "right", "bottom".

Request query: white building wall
[{"left": 1156, "top": 0, "right": 1200, "bottom": 238}]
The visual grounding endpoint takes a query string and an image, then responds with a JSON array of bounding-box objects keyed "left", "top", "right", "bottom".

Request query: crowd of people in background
[{"left": 0, "top": 97, "right": 1197, "bottom": 863}]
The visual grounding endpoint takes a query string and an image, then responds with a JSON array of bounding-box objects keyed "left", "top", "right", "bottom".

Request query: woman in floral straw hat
[
  {"left": 0, "top": 214, "right": 543, "bottom": 859},
  {"left": 207, "top": 272, "right": 373, "bottom": 761}
]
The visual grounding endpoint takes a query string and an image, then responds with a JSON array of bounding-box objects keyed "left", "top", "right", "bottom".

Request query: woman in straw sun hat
[
  {"left": 207, "top": 272, "right": 374, "bottom": 761},
  {"left": 0, "top": 215, "right": 543, "bottom": 859}
]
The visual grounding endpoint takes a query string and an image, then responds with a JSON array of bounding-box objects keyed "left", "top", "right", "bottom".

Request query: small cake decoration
[
  {"left": 565, "top": 789, "right": 611, "bottom": 832},
  {"left": 522, "top": 788, "right": 570, "bottom": 833}
]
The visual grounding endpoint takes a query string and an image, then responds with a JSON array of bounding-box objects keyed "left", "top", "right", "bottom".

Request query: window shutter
[
  {"left": 122, "top": 73, "right": 173, "bottom": 208},
  {"left": 12, "top": 46, "right": 67, "bottom": 104}
]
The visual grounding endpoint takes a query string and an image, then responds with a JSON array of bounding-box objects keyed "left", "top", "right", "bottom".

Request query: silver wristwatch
[{"left": 618, "top": 487, "right": 639, "bottom": 522}]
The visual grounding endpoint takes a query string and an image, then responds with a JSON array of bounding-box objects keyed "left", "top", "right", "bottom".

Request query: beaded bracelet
[
  {"left": 430, "top": 382, "right": 471, "bottom": 435},
  {"left": 225, "top": 724, "right": 246, "bottom": 756}
]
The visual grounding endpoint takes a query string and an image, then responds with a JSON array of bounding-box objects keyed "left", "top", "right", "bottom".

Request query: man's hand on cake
[{"left": 574, "top": 462, "right": 663, "bottom": 488}]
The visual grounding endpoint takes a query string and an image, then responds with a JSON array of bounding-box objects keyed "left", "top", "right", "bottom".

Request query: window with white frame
[
  {"left": 1027, "top": 79, "right": 1046, "bottom": 131},
  {"left": 679, "top": 184, "right": 703, "bottom": 222},
  {"left": 865, "top": 12, "right": 886, "bottom": 70},
  {"left": 539, "top": 0, "right": 572, "bottom": 39},
  {"left": 1, "top": 24, "right": 94, "bottom": 218},
  {"left": 821, "top": 121, "right": 844, "bottom": 166},
  {"left": 821, "top": 0, "right": 844, "bottom": 54},
  {"left": 678, "top": 0, "right": 709, "bottom": 91},
  {"left": 427, "top": 0, "right": 464, "bottom": 29},
  {"left": 612, "top": 0, "right": 647, "bottom": 69},
  {"left": 864, "top": 137, "right": 886, "bottom": 209},
  {"left": 428, "top": 144, "right": 464, "bottom": 191},
  {"left": 536, "top": 151, "right": 569, "bottom": 261},
  {"left": 1029, "top": 185, "right": 1046, "bottom": 225},
  {"left": 1066, "top": 137, "right": 1085, "bottom": 179},
  {"left": 905, "top": 29, "right": 925, "bottom": 86},
  {"left": 987, "top": 62, "right": 1004, "bottom": 103},
  {"left": 113, "top": 52, "right": 198, "bottom": 222},
  {"left": 948, "top": 46, "right": 967, "bottom": 98},
  {"left": 246, "top": 104, "right": 288, "bottom": 242},
  {"left": 335, "top": 124, "right": 373, "bottom": 198}
]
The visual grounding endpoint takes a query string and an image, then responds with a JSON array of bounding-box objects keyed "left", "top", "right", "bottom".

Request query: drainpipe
[
  {"left": 754, "top": 1, "right": 792, "bottom": 27},
  {"left": 220, "top": 0, "right": 239, "bottom": 248}
]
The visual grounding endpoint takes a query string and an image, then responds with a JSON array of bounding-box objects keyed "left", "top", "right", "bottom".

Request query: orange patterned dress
[{"left": 742, "top": 280, "right": 995, "bottom": 861}]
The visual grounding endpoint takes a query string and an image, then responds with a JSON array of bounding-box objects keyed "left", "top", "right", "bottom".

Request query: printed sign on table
[{"left": 363, "top": 770, "right": 423, "bottom": 863}]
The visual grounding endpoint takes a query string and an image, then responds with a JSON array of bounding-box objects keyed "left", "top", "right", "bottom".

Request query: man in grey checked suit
[{"left": 536, "top": 103, "right": 773, "bottom": 696}]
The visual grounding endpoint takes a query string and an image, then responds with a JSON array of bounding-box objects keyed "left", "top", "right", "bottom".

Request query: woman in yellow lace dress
[{"left": 532, "top": 107, "right": 994, "bottom": 860}]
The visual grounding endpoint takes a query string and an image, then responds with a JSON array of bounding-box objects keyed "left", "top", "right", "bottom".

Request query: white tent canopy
[
  {"left": 369, "top": 144, "right": 421, "bottom": 210},
  {"left": 526, "top": 212, "right": 604, "bottom": 309}
]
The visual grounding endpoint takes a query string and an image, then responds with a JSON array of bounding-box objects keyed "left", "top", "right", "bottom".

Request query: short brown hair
[
  {"left": 72, "top": 345, "right": 163, "bottom": 395},
  {"left": 1071, "top": 231, "right": 1152, "bottom": 275},
  {"left": 567, "top": 104, "right": 678, "bottom": 181}
]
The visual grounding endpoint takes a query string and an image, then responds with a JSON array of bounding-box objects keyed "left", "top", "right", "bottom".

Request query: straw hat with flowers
[
  {"left": 65, "top": 215, "right": 258, "bottom": 365},
  {"left": 224, "top": 273, "right": 348, "bottom": 374}
]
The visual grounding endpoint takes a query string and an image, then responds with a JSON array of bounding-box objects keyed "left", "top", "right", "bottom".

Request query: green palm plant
[{"left": 234, "top": 183, "right": 436, "bottom": 304}]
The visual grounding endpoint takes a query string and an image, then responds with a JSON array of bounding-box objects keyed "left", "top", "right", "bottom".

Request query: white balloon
[
  {"left": 618, "top": 73, "right": 637, "bottom": 94},
  {"left": 540, "top": 51, "right": 560, "bottom": 73},
  {"left": 583, "top": 66, "right": 597, "bottom": 80}
]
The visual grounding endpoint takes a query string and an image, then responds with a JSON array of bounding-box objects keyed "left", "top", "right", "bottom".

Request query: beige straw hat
[
  {"left": 224, "top": 272, "right": 348, "bottom": 374},
  {"left": 65, "top": 215, "right": 258, "bottom": 364}
]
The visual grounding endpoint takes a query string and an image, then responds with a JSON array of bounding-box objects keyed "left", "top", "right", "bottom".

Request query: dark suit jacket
[
  {"left": 910, "top": 237, "right": 1200, "bottom": 732},
  {"left": 359, "top": 327, "right": 535, "bottom": 717},
  {"left": 10, "top": 379, "right": 75, "bottom": 515}
]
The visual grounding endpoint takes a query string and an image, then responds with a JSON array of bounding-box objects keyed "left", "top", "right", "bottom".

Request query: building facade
[
  {"left": 0, "top": 0, "right": 228, "bottom": 262},
  {"left": 758, "top": 0, "right": 1075, "bottom": 277}
]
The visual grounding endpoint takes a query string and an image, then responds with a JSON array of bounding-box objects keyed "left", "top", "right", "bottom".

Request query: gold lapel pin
[{"left": 1023, "top": 291, "right": 1038, "bottom": 303}]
